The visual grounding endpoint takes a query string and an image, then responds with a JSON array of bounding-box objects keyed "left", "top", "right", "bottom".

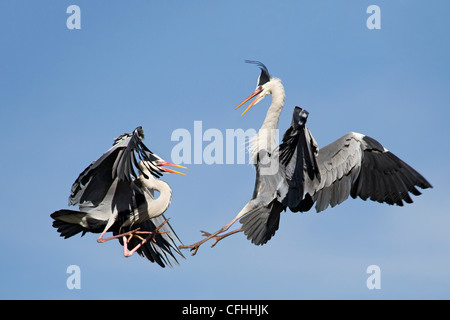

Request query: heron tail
[
  {"left": 50, "top": 210, "right": 88, "bottom": 239},
  {"left": 239, "top": 200, "right": 284, "bottom": 245}
]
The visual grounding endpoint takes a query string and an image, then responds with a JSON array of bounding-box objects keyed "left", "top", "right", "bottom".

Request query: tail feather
[
  {"left": 240, "top": 200, "right": 284, "bottom": 245},
  {"left": 50, "top": 210, "right": 88, "bottom": 239}
]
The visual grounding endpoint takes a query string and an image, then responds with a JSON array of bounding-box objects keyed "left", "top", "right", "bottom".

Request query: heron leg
[
  {"left": 97, "top": 227, "right": 141, "bottom": 243},
  {"left": 123, "top": 218, "right": 171, "bottom": 257},
  {"left": 201, "top": 227, "right": 243, "bottom": 248},
  {"left": 96, "top": 214, "right": 119, "bottom": 243},
  {"left": 179, "top": 218, "right": 239, "bottom": 256}
]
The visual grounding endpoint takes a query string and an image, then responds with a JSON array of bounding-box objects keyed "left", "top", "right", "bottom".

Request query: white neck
[
  {"left": 249, "top": 78, "right": 285, "bottom": 157},
  {"left": 260, "top": 78, "right": 285, "bottom": 131},
  {"left": 143, "top": 176, "right": 172, "bottom": 218}
]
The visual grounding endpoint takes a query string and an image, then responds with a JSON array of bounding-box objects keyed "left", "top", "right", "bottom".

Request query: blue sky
[{"left": 0, "top": 0, "right": 449, "bottom": 299}]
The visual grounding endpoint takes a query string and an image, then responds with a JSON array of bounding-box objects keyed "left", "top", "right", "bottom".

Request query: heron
[
  {"left": 180, "top": 61, "right": 432, "bottom": 255},
  {"left": 51, "top": 127, "right": 186, "bottom": 267}
]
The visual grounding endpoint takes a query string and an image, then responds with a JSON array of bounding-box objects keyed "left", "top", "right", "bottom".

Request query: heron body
[
  {"left": 180, "top": 61, "right": 432, "bottom": 254},
  {"left": 51, "top": 127, "right": 185, "bottom": 267}
]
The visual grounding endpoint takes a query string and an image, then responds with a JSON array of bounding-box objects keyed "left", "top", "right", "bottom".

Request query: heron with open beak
[{"left": 51, "top": 127, "right": 186, "bottom": 267}]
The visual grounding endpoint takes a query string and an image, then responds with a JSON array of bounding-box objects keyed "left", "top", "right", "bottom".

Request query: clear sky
[{"left": 0, "top": 0, "right": 449, "bottom": 299}]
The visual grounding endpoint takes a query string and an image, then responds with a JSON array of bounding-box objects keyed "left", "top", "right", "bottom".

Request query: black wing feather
[
  {"left": 69, "top": 127, "right": 160, "bottom": 207},
  {"left": 315, "top": 133, "right": 432, "bottom": 212},
  {"left": 279, "top": 107, "right": 320, "bottom": 212}
]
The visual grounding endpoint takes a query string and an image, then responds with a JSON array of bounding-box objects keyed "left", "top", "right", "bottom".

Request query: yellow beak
[
  {"left": 156, "top": 161, "right": 187, "bottom": 175},
  {"left": 236, "top": 89, "right": 262, "bottom": 116}
]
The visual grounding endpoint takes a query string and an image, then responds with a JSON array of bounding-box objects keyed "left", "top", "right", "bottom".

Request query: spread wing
[
  {"left": 69, "top": 126, "right": 161, "bottom": 207},
  {"left": 312, "top": 132, "right": 433, "bottom": 212}
]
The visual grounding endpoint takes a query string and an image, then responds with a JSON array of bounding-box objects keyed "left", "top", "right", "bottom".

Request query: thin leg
[
  {"left": 97, "top": 227, "right": 141, "bottom": 243},
  {"left": 123, "top": 233, "right": 150, "bottom": 257},
  {"left": 96, "top": 213, "right": 119, "bottom": 243},
  {"left": 201, "top": 227, "right": 243, "bottom": 248},
  {"left": 179, "top": 217, "right": 238, "bottom": 256},
  {"left": 123, "top": 235, "right": 132, "bottom": 256}
]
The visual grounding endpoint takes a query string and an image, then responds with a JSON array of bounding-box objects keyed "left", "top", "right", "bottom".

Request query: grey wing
[
  {"left": 69, "top": 144, "right": 123, "bottom": 207},
  {"left": 113, "top": 126, "right": 162, "bottom": 181},
  {"left": 312, "top": 132, "right": 432, "bottom": 212},
  {"left": 69, "top": 127, "right": 161, "bottom": 207}
]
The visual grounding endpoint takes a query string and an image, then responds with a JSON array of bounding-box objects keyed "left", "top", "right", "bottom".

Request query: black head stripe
[{"left": 245, "top": 60, "right": 271, "bottom": 86}]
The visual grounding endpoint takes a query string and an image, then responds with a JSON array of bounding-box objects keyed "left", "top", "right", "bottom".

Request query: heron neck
[
  {"left": 260, "top": 79, "right": 285, "bottom": 132},
  {"left": 147, "top": 178, "right": 172, "bottom": 217},
  {"left": 251, "top": 79, "right": 285, "bottom": 154}
]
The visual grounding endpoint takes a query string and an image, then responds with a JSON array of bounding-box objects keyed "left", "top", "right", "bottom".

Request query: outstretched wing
[
  {"left": 312, "top": 132, "right": 432, "bottom": 212},
  {"left": 69, "top": 126, "right": 161, "bottom": 207}
]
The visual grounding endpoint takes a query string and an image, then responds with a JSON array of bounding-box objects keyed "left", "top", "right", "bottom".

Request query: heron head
[{"left": 236, "top": 60, "right": 273, "bottom": 116}]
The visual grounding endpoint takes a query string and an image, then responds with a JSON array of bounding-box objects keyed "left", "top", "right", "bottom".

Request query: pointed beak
[
  {"left": 156, "top": 161, "right": 187, "bottom": 175},
  {"left": 235, "top": 88, "right": 262, "bottom": 116}
]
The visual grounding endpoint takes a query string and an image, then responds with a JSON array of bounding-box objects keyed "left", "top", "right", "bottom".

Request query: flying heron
[
  {"left": 180, "top": 61, "right": 432, "bottom": 255},
  {"left": 51, "top": 126, "right": 186, "bottom": 267}
]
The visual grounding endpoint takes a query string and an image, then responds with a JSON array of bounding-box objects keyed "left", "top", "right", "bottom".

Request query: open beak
[
  {"left": 156, "top": 161, "right": 187, "bottom": 175},
  {"left": 235, "top": 88, "right": 262, "bottom": 116}
]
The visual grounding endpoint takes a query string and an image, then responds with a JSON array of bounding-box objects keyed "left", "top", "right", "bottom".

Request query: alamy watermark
[
  {"left": 366, "top": 265, "right": 381, "bottom": 290},
  {"left": 66, "top": 265, "right": 81, "bottom": 290},
  {"left": 66, "top": 4, "right": 380, "bottom": 31},
  {"left": 367, "top": 5, "right": 381, "bottom": 30},
  {"left": 171, "top": 121, "right": 257, "bottom": 165},
  {"left": 66, "top": 5, "right": 81, "bottom": 30},
  {"left": 170, "top": 121, "right": 280, "bottom": 175}
]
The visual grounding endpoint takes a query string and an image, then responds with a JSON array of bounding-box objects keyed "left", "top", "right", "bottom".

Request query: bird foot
[
  {"left": 131, "top": 218, "right": 171, "bottom": 244},
  {"left": 179, "top": 232, "right": 220, "bottom": 255},
  {"left": 200, "top": 231, "right": 222, "bottom": 248},
  {"left": 123, "top": 218, "right": 171, "bottom": 257},
  {"left": 179, "top": 243, "right": 201, "bottom": 256},
  {"left": 201, "top": 228, "right": 243, "bottom": 248},
  {"left": 179, "top": 225, "right": 238, "bottom": 256}
]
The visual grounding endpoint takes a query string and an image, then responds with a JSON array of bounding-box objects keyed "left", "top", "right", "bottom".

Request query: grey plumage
[
  {"left": 240, "top": 149, "right": 287, "bottom": 245},
  {"left": 240, "top": 200, "right": 283, "bottom": 245},
  {"left": 182, "top": 62, "right": 433, "bottom": 254},
  {"left": 240, "top": 107, "right": 432, "bottom": 245},
  {"left": 68, "top": 126, "right": 161, "bottom": 207},
  {"left": 313, "top": 132, "right": 431, "bottom": 212},
  {"left": 51, "top": 127, "right": 184, "bottom": 267}
]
